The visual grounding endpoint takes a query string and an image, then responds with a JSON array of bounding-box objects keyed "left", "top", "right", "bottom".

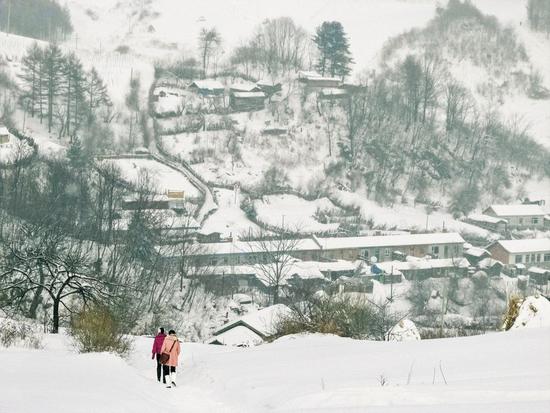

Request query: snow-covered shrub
[
  {"left": 69, "top": 306, "right": 133, "bottom": 357},
  {"left": 386, "top": 319, "right": 421, "bottom": 341},
  {"left": 0, "top": 319, "right": 43, "bottom": 349}
]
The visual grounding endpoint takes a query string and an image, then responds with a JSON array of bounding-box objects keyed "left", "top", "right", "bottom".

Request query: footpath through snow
[{"left": 1, "top": 327, "right": 550, "bottom": 412}]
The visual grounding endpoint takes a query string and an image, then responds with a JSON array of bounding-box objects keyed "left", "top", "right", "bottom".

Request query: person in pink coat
[
  {"left": 151, "top": 328, "right": 167, "bottom": 383},
  {"left": 160, "top": 329, "right": 181, "bottom": 388}
]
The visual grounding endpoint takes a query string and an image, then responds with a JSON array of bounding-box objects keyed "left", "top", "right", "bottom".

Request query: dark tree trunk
[{"left": 52, "top": 299, "right": 60, "bottom": 334}]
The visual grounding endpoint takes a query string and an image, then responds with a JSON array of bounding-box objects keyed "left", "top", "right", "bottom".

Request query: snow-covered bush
[
  {"left": 386, "top": 319, "right": 421, "bottom": 341},
  {"left": 0, "top": 319, "right": 43, "bottom": 349},
  {"left": 69, "top": 306, "right": 133, "bottom": 357}
]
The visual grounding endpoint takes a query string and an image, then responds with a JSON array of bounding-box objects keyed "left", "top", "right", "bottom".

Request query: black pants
[
  {"left": 163, "top": 365, "right": 176, "bottom": 376},
  {"left": 155, "top": 354, "right": 166, "bottom": 383}
]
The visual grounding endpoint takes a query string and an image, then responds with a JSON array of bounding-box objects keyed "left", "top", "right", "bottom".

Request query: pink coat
[
  {"left": 160, "top": 335, "right": 180, "bottom": 367},
  {"left": 152, "top": 333, "right": 166, "bottom": 358}
]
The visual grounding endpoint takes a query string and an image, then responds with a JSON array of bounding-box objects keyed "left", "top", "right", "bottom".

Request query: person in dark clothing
[{"left": 151, "top": 327, "right": 167, "bottom": 383}]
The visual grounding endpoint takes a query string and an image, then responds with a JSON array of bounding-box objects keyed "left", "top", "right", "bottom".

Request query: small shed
[
  {"left": 0, "top": 126, "right": 10, "bottom": 144},
  {"left": 230, "top": 91, "right": 266, "bottom": 111},
  {"left": 229, "top": 81, "right": 262, "bottom": 93},
  {"left": 188, "top": 80, "right": 225, "bottom": 96},
  {"left": 298, "top": 71, "right": 342, "bottom": 88},
  {"left": 208, "top": 304, "right": 292, "bottom": 346},
  {"left": 256, "top": 79, "right": 282, "bottom": 96},
  {"left": 528, "top": 266, "right": 550, "bottom": 285}
]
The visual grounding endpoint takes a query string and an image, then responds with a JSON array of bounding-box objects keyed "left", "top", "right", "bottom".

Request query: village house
[
  {"left": 487, "top": 238, "right": 550, "bottom": 268},
  {"left": 372, "top": 257, "right": 470, "bottom": 281},
  {"left": 527, "top": 266, "right": 550, "bottom": 286},
  {"left": 256, "top": 79, "right": 282, "bottom": 97},
  {"left": 187, "top": 80, "right": 225, "bottom": 96},
  {"left": 0, "top": 125, "right": 11, "bottom": 144},
  {"left": 185, "top": 232, "right": 465, "bottom": 267},
  {"left": 483, "top": 204, "right": 547, "bottom": 230},
  {"left": 298, "top": 71, "right": 342, "bottom": 88},
  {"left": 229, "top": 90, "right": 266, "bottom": 111},
  {"left": 466, "top": 213, "right": 507, "bottom": 232},
  {"left": 463, "top": 246, "right": 491, "bottom": 266},
  {"left": 190, "top": 259, "right": 332, "bottom": 298}
]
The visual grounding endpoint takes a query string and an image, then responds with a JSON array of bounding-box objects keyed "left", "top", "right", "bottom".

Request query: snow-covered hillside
[
  {"left": 64, "top": 0, "right": 437, "bottom": 72},
  {"left": 1, "top": 327, "right": 549, "bottom": 412}
]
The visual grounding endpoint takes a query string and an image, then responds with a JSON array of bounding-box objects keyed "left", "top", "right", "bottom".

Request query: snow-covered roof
[
  {"left": 192, "top": 233, "right": 464, "bottom": 257},
  {"left": 208, "top": 325, "right": 263, "bottom": 346},
  {"left": 467, "top": 213, "right": 507, "bottom": 224},
  {"left": 495, "top": 238, "right": 550, "bottom": 254},
  {"left": 320, "top": 87, "right": 348, "bottom": 96},
  {"left": 0, "top": 126, "right": 9, "bottom": 135},
  {"left": 298, "top": 71, "right": 341, "bottom": 82},
  {"left": 253, "top": 261, "right": 327, "bottom": 287},
  {"left": 229, "top": 81, "right": 261, "bottom": 92},
  {"left": 478, "top": 257, "right": 503, "bottom": 269},
  {"left": 374, "top": 257, "right": 469, "bottom": 274},
  {"left": 214, "top": 304, "right": 292, "bottom": 338},
  {"left": 231, "top": 91, "right": 266, "bottom": 98},
  {"left": 195, "top": 238, "right": 321, "bottom": 256},
  {"left": 316, "top": 260, "right": 357, "bottom": 273},
  {"left": 256, "top": 79, "right": 281, "bottom": 87},
  {"left": 464, "top": 247, "right": 490, "bottom": 258},
  {"left": 528, "top": 266, "right": 549, "bottom": 275},
  {"left": 317, "top": 233, "right": 465, "bottom": 250},
  {"left": 188, "top": 80, "right": 224, "bottom": 90},
  {"left": 485, "top": 204, "right": 546, "bottom": 217}
]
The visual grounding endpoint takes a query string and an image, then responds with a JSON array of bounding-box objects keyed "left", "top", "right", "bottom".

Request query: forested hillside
[{"left": 0, "top": 0, "right": 72, "bottom": 41}]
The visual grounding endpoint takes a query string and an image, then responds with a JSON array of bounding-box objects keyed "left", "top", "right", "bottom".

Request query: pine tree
[
  {"left": 85, "top": 68, "right": 111, "bottom": 125},
  {"left": 61, "top": 53, "right": 86, "bottom": 140},
  {"left": 19, "top": 44, "right": 43, "bottom": 118},
  {"left": 42, "top": 44, "right": 64, "bottom": 133},
  {"left": 313, "top": 21, "right": 354, "bottom": 78}
]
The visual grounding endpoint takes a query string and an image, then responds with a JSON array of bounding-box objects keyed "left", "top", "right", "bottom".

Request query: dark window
[{"left": 515, "top": 255, "right": 522, "bottom": 264}]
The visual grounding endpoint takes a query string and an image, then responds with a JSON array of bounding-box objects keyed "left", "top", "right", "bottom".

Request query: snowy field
[
  {"left": 334, "top": 190, "right": 493, "bottom": 238},
  {"left": 254, "top": 194, "right": 341, "bottom": 233},
  {"left": 1, "top": 326, "right": 549, "bottom": 412},
  {"left": 100, "top": 157, "right": 201, "bottom": 198}
]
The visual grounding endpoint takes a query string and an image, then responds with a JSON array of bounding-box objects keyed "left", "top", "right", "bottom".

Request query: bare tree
[
  {"left": 198, "top": 27, "right": 222, "bottom": 79},
  {"left": 246, "top": 229, "right": 302, "bottom": 304},
  {"left": 1, "top": 232, "right": 115, "bottom": 333}
]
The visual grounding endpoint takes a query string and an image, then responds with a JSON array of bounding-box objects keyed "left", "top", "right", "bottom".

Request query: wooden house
[
  {"left": 0, "top": 126, "right": 10, "bottom": 144},
  {"left": 298, "top": 71, "right": 342, "bottom": 88},
  {"left": 229, "top": 91, "right": 266, "bottom": 111},
  {"left": 256, "top": 79, "right": 282, "bottom": 96},
  {"left": 188, "top": 80, "right": 225, "bottom": 96}
]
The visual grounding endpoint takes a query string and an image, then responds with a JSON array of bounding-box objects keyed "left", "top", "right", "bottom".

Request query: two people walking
[{"left": 152, "top": 328, "right": 180, "bottom": 388}]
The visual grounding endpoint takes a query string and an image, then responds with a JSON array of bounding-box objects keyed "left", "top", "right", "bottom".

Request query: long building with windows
[
  {"left": 186, "top": 232, "right": 465, "bottom": 266},
  {"left": 487, "top": 238, "right": 550, "bottom": 268}
]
